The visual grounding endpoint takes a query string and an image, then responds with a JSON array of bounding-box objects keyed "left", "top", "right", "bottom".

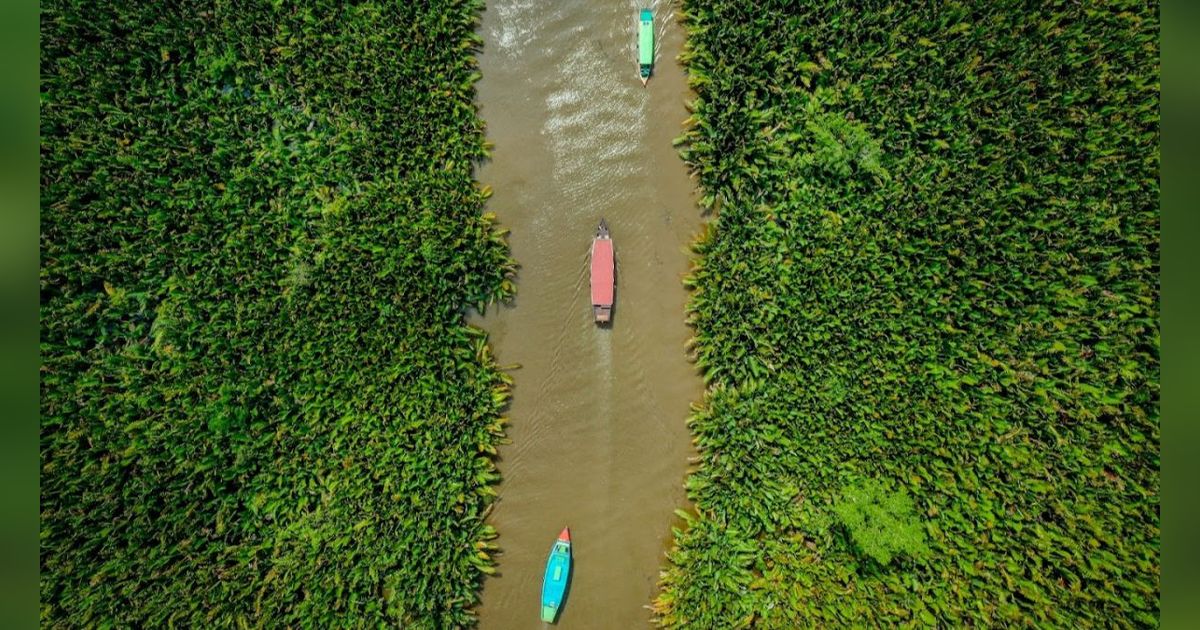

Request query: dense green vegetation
[
  {"left": 41, "top": 1, "right": 513, "bottom": 626},
  {"left": 658, "top": 0, "right": 1158, "bottom": 626},
  {"left": 831, "top": 478, "right": 931, "bottom": 567}
]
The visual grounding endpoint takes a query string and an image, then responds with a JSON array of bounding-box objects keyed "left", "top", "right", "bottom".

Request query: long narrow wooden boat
[
  {"left": 638, "top": 9, "right": 654, "bottom": 86},
  {"left": 540, "top": 527, "right": 572, "bottom": 623},
  {"left": 590, "top": 220, "right": 615, "bottom": 324}
]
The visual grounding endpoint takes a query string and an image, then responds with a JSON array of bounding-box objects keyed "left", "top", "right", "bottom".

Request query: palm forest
[{"left": 40, "top": 0, "right": 1158, "bottom": 627}]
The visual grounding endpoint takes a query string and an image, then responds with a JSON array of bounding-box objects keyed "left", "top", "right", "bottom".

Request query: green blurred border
[
  {"left": 1163, "top": 0, "right": 1199, "bottom": 627},
  {"left": 0, "top": 0, "right": 38, "bottom": 627}
]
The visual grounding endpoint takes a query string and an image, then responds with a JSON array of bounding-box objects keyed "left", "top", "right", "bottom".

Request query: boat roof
[
  {"left": 639, "top": 12, "right": 654, "bottom": 66},
  {"left": 591, "top": 239, "right": 614, "bottom": 305}
]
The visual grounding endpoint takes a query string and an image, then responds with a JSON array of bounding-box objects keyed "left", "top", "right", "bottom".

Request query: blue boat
[{"left": 540, "top": 527, "right": 572, "bottom": 623}]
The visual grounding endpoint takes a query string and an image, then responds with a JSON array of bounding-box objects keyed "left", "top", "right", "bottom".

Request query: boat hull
[
  {"left": 540, "top": 528, "right": 572, "bottom": 623},
  {"left": 590, "top": 221, "right": 615, "bottom": 324},
  {"left": 638, "top": 9, "right": 654, "bottom": 83}
]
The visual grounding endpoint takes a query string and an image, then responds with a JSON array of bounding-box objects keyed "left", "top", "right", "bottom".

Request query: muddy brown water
[{"left": 467, "top": 1, "right": 702, "bottom": 627}]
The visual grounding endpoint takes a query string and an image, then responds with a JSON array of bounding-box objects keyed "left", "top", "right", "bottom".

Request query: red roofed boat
[{"left": 591, "top": 219, "right": 615, "bottom": 324}]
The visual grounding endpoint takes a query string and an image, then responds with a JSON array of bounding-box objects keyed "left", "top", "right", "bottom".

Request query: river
[{"left": 467, "top": 1, "right": 701, "bottom": 627}]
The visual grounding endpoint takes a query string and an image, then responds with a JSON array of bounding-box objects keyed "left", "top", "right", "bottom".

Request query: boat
[
  {"left": 638, "top": 9, "right": 654, "bottom": 86},
  {"left": 590, "top": 220, "right": 615, "bottom": 324},
  {"left": 540, "top": 527, "right": 572, "bottom": 623}
]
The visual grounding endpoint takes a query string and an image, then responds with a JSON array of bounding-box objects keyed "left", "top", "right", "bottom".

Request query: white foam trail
[
  {"left": 540, "top": 36, "right": 647, "bottom": 214},
  {"left": 492, "top": 0, "right": 541, "bottom": 55}
]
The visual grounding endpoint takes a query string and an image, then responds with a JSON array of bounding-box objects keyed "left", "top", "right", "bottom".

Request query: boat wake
[
  {"left": 544, "top": 251, "right": 590, "bottom": 385},
  {"left": 492, "top": 0, "right": 548, "bottom": 56},
  {"left": 542, "top": 21, "right": 645, "bottom": 214}
]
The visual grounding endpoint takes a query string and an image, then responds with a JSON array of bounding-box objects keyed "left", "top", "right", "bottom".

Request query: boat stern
[
  {"left": 541, "top": 603, "right": 559, "bottom": 623},
  {"left": 594, "top": 305, "right": 612, "bottom": 324}
]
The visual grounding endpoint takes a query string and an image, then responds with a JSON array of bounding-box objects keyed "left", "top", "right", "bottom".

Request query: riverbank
[
  {"left": 40, "top": 1, "right": 512, "bottom": 625},
  {"left": 656, "top": 1, "right": 1159, "bottom": 626}
]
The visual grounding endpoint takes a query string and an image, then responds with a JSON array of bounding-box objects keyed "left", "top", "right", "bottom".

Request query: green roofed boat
[
  {"left": 540, "top": 527, "right": 572, "bottom": 623},
  {"left": 638, "top": 9, "right": 654, "bottom": 85}
]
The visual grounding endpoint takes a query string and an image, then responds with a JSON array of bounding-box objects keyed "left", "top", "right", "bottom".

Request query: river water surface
[{"left": 468, "top": 1, "right": 701, "bottom": 627}]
